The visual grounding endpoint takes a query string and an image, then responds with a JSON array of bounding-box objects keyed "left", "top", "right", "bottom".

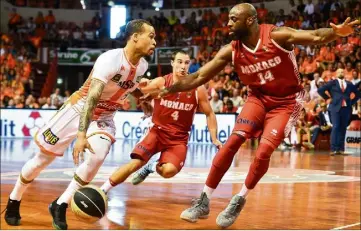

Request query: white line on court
[{"left": 332, "top": 222, "right": 361, "bottom": 230}]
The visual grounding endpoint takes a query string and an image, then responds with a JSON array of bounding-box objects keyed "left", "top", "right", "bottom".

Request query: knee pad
[{"left": 86, "top": 134, "right": 112, "bottom": 162}]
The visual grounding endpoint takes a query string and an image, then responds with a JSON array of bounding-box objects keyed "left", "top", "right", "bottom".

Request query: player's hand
[
  {"left": 212, "top": 139, "right": 223, "bottom": 149},
  {"left": 330, "top": 17, "right": 360, "bottom": 37},
  {"left": 140, "top": 101, "right": 153, "bottom": 120},
  {"left": 139, "top": 78, "right": 151, "bottom": 88},
  {"left": 72, "top": 136, "right": 95, "bottom": 165}
]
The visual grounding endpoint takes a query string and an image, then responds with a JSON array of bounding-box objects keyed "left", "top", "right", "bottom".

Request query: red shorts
[
  {"left": 131, "top": 127, "right": 188, "bottom": 171},
  {"left": 233, "top": 91, "right": 305, "bottom": 148}
]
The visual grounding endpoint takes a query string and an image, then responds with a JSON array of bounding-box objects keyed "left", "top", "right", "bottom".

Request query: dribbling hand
[{"left": 72, "top": 137, "right": 95, "bottom": 165}]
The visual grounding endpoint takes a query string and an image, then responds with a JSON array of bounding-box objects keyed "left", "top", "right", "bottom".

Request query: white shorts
[{"left": 34, "top": 101, "right": 116, "bottom": 156}]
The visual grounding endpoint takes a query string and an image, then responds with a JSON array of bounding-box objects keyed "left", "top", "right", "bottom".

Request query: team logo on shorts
[{"left": 42, "top": 128, "right": 59, "bottom": 145}]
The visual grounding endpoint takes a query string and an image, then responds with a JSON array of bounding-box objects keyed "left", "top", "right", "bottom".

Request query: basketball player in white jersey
[{"left": 4, "top": 19, "right": 156, "bottom": 230}]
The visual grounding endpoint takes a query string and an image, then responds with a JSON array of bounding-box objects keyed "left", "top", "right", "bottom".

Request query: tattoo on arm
[
  {"left": 313, "top": 28, "right": 338, "bottom": 44},
  {"left": 78, "top": 79, "right": 105, "bottom": 133}
]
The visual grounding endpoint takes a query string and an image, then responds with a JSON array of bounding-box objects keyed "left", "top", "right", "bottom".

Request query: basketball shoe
[
  {"left": 49, "top": 198, "right": 68, "bottom": 230},
  {"left": 4, "top": 198, "right": 21, "bottom": 226},
  {"left": 216, "top": 194, "right": 246, "bottom": 228},
  {"left": 131, "top": 161, "right": 156, "bottom": 185},
  {"left": 180, "top": 192, "right": 210, "bottom": 223}
]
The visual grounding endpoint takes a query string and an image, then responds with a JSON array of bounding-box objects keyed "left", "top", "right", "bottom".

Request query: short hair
[
  {"left": 125, "top": 19, "right": 153, "bottom": 41},
  {"left": 171, "top": 50, "right": 189, "bottom": 61}
]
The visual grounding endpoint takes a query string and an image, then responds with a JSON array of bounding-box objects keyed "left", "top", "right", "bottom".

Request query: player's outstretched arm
[
  {"left": 197, "top": 86, "right": 223, "bottom": 149},
  {"left": 138, "top": 77, "right": 166, "bottom": 95},
  {"left": 271, "top": 17, "right": 360, "bottom": 47},
  {"left": 73, "top": 79, "right": 105, "bottom": 165},
  {"left": 162, "top": 44, "right": 232, "bottom": 95}
]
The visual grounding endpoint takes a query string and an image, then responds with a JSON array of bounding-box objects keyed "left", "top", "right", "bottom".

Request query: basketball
[{"left": 70, "top": 185, "right": 108, "bottom": 223}]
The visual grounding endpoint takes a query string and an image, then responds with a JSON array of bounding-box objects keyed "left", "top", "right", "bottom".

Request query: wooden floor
[{"left": 1, "top": 139, "right": 360, "bottom": 230}]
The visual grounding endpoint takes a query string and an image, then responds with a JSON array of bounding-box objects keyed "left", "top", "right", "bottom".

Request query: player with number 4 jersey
[{"left": 99, "top": 50, "right": 222, "bottom": 195}]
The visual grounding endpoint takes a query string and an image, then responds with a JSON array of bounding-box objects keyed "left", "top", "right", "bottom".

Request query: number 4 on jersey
[
  {"left": 257, "top": 70, "right": 275, "bottom": 84},
  {"left": 171, "top": 111, "right": 179, "bottom": 121}
]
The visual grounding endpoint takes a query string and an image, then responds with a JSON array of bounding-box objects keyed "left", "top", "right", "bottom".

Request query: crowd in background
[{"left": 1, "top": 0, "right": 361, "bottom": 148}]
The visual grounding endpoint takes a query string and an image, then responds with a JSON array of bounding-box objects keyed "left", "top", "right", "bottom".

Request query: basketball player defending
[
  {"left": 159, "top": 4, "right": 360, "bottom": 228},
  {"left": 4, "top": 19, "right": 156, "bottom": 230},
  {"left": 99, "top": 50, "right": 222, "bottom": 195}
]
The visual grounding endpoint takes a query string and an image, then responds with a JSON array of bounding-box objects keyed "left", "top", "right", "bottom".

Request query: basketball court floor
[{"left": 1, "top": 138, "right": 360, "bottom": 230}]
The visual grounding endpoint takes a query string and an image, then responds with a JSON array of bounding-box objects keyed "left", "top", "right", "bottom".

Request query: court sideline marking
[{"left": 332, "top": 222, "right": 361, "bottom": 230}]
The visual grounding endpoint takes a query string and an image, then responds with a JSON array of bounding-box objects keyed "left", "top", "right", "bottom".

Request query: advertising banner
[
  {"left": 0, "top": 109, "right": 235, "bottom": 144},
  {"left": 49, "top": 48, "right": 108, "bottom": 65},
  {"left": 46, "top": 46, "right": 198, "bottom": 65}
]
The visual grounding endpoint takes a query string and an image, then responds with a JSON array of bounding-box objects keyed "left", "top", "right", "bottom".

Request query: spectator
[
  {"left": 223, "top": 100, "right": 238, "bottom": 113},
  {"left": 311, "top": 102, "right": 332, "bottom": 144},
  {"left": 179, "top": 10, "right": 187, "bottom": 24},
  {"left": 45, "top": 10, "right": 56, "bottom": 27},
  {"left": 257, "top": 3, "right": 268, "bottom": 23},
  {"left": 296, "top": 109, "right": 314, "bottom": 149},
  {"left": 42, "top": 97, "right": 57, "bottom": 109},
  {"left": 50, "top": 88, "right": 63, "bottom": 105},
  {"left": 230, "top": 89, "right": 243, "bottom": 108},
  {"left": 210, "top": 92, "right": 223, "bottom": 113},
  {"left": 351, "top": 70, "right": 360, "bottom": 86},
  {"left": 304, "top": 0, "right": 315, "bottom": 15},
  {"left": 168, "top": 11, "right": 178, "bottom": 26},
  {"left": 189, "top": 58, "right": 200, "bottom": 73}
]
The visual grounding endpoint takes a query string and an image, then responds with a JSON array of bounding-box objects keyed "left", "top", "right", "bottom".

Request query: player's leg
[
  {"left": 49, "top": 120, "right": 115, "bottom": 230},
  {"left": 216, "top": 102, "right": 300, "bottom": 228},
  {"left": 180, "top": 97, "right": 266, "bottom": 223},
  {"left": 156, "top": 146, "right": 186, "bottom": 178},
  {"left": 132, "top": 142, "right": 187, "bottom": 185},
  {"left": 100, "top": 127, "right": 161, "bottom": 193},
  {"left": 5, "top": 103, "right": 79, "bottom": 226}
]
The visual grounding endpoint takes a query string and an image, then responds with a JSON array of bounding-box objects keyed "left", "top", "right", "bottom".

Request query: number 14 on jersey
[{"left": 257, "top": 70, "right": 275, "bottom": 85}]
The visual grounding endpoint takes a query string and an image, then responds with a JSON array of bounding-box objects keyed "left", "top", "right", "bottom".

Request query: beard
[{"left": 233, "top": 28, "right": 250, "bottom": 40}]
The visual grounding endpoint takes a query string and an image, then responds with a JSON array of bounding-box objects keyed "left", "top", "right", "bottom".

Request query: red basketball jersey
[
  {"left": 152, "top": 73, "right": 198, "bottom": 139},
  {"left": 232, "top": 24, "right": 303, "bottom": 98}
]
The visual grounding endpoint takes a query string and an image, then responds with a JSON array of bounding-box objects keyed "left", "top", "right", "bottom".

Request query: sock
[
  {"left": 9, "top": 175, "right": 31, "bottom": 201},
  {"left": 238, "top": 184, "right": 250, "bottom": 198},
  {"left": 245, "top": 143, "right": 274, "bottom": 189},
  {"left": 150, "top": 161, "right": 158, "bottom": 172},
  {"left": 203, "top": 185, "right": 215, "bottom": 198},
  {"left": 57, "top": 179, "right": 82, "bottom": 205},
  {"left": 9, "top": 152, "right": 55, "bottom": 201},
  {"left": 205, "top": 134, "right": 246, "bottom": 188},
  {"left": 100, "top": 179, "right": 117, "bottom": 194}
]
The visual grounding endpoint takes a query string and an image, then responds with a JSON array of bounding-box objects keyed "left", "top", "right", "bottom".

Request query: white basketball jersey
[{"left": 73, "top": 48, "right": 148, "bottom": 120}]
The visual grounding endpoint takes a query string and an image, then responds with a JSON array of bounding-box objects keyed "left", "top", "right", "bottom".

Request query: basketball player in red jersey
[
  {"left": 99, "top": 50, "right": 222, "bottom": 195},
  {"left": 158, "top": 3, "right": 360, "bottom": 228}
]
